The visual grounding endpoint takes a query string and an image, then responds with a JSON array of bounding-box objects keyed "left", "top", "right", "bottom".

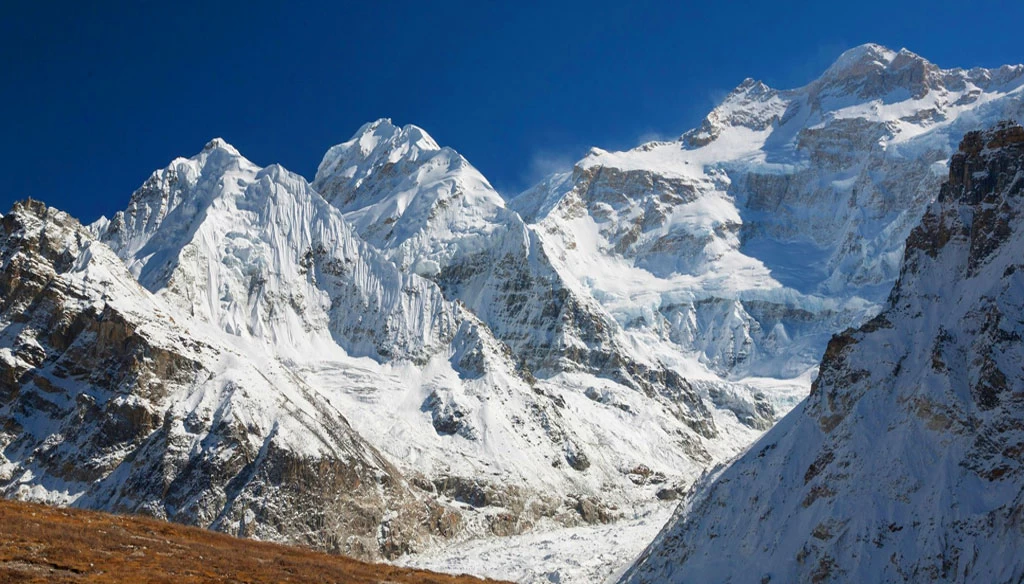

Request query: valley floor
[
  {"left": 397, "top": 503, "right": 674, "bottom": 584},
  {"left": 0, "top": 499, "right": 505, "bottom": 584}
]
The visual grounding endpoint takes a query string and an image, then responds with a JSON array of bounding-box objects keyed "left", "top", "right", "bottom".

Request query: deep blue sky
[{"left": 2, "top": 1, "right": 1022, "bottom": 222}]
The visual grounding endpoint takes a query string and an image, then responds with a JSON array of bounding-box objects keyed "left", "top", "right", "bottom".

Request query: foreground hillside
[
  {"left": 620, "top": 122, "right": 1024, "bottom": 583},
  {"left": 0, "top": 499, "right": 504, "bottom": 584}
]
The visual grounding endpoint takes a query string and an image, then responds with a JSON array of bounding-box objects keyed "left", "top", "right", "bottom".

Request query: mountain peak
[
  {"left": 818, "top": 43, "right": 934, "bottom": 85},
  {"left": 824, "top": 43, "right": 899, "bottom": 76},
  {"left": 313, "top": 119, "right": 447, "bottom": 208},
  {"left": 313, "top": 120, "right": 458, "bottom": 213},
  {"left": 680, "top": 77, "right": 783, "bottom": 146},
  {"left": 344, "top": 118, "right": 441, "bottom": 159},
  {"left": 730, "top": 77, "right": 774, "bottom": 97},
  {"left": 811, "top": 43, "right": 941, "bottom": 101},
  {"left": 174, "top": 137, "right": 254, "bottom": 175},
  {"left": 201, "top": 137, "right": 242, "bottom": 157}
]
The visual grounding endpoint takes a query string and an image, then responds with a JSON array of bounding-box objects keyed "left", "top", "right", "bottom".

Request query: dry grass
[{"left": 0, "top": 499, "right": 507, "bottom": 584}]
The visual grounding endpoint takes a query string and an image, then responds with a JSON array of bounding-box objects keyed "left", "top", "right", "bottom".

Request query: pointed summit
[
  {"left": 201, "top": 137, "right": 242, "bottom": 157},
  {"left": 822, "top": 43, "right": 899, "bottom": 78},
  {"left": 311, "top": 119, "right": 504, "bottom": 259},
  {"left": 811, "top": 43, "right": 940, "bottom": 101},
  {"left": 322, "top": 118, "right": 441, "bottom": 170},
  {"left": 312, "top": 119, "right": 464, "bottom": 218},
  {"left": 681, "top": 76, "right": 784, "bottom": 147},
  {"left": 98, "top": 138, "right": 261, "bottom": 279},
  {"left": 99, "top": 134, "right": 458, "bottom": 361}
]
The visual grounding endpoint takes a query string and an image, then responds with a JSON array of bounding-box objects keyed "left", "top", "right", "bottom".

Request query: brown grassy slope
[{"left": 0, "top": 499, "right": 507, "bottom": 584}]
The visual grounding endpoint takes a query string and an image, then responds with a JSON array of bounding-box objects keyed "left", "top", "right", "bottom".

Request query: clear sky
[{"left": 2, "top": 1, "right": 1022, "bottom": 222}]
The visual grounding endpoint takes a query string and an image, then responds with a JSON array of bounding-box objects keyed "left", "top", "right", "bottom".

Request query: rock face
[{"left": 620, "top": 122, "right": 1024, "bottom": 583}]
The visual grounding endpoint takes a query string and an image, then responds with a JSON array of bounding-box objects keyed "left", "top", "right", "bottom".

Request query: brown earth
[{"left": 0, "top": 499, "right": 508, "bottom": 584}]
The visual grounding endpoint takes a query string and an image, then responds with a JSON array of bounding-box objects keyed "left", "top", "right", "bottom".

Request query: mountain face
[
  {"left": 0, "top": 200, "right": 449, "bottom": 559},
  {"left": 99, "top": 138, "right": 458, "bottom": 363},
  {"left": 515, "top": 44, "right": 1024, "bottom": 381},
  {"left": 620, "top": 122, "right": 1024, "bottom": 583},
  {"left": 312, "top": 120, "right": 712, "bottom": 432},
  {"left": 1, "top": 43, "right": 1022, "bottom": 577}
]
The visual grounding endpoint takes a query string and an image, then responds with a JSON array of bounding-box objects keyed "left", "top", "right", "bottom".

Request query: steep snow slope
[
  {"left": 313, "top": 120, "right": 508, "bottom": 277},
  {"left": 99, "top": 138, "right": 457, "bottom": 363},
  {"left": 516, "top": 44, "right": 1024, "bottom": 381},
  {"left": 314, "top": 120, "right": 783, "bottom": 465},
  {"left": 10, "top": 195, "right": 702, "bottom": 560},
  {"left": 620, "top": 122, "right": 1024, "bottom": 584},
  {"left": 313, "top": 120, "right": 723, "bottom": 437}
]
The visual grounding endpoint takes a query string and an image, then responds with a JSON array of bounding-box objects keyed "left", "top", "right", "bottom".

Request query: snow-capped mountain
[
  {"left": 620, "top": 121, "right": 1024, "bottom": 583},
  {"left": 1, "top": 42, "right": 1023, "bottom": 582},
  {"left": 1, "top": 133, "right": 739, "bottom": 561},
  {"left": 0, "top": 200, "right": 447, "bottom": 558},
  {"left": 100, "top": 138, "right": 460, "bottom": 363},
  {"left": 515, "top": 43, "right": 1024, "bottom": 383},
  {"left": 312, "top": 119, "right": 714, "bottom": 432}
]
